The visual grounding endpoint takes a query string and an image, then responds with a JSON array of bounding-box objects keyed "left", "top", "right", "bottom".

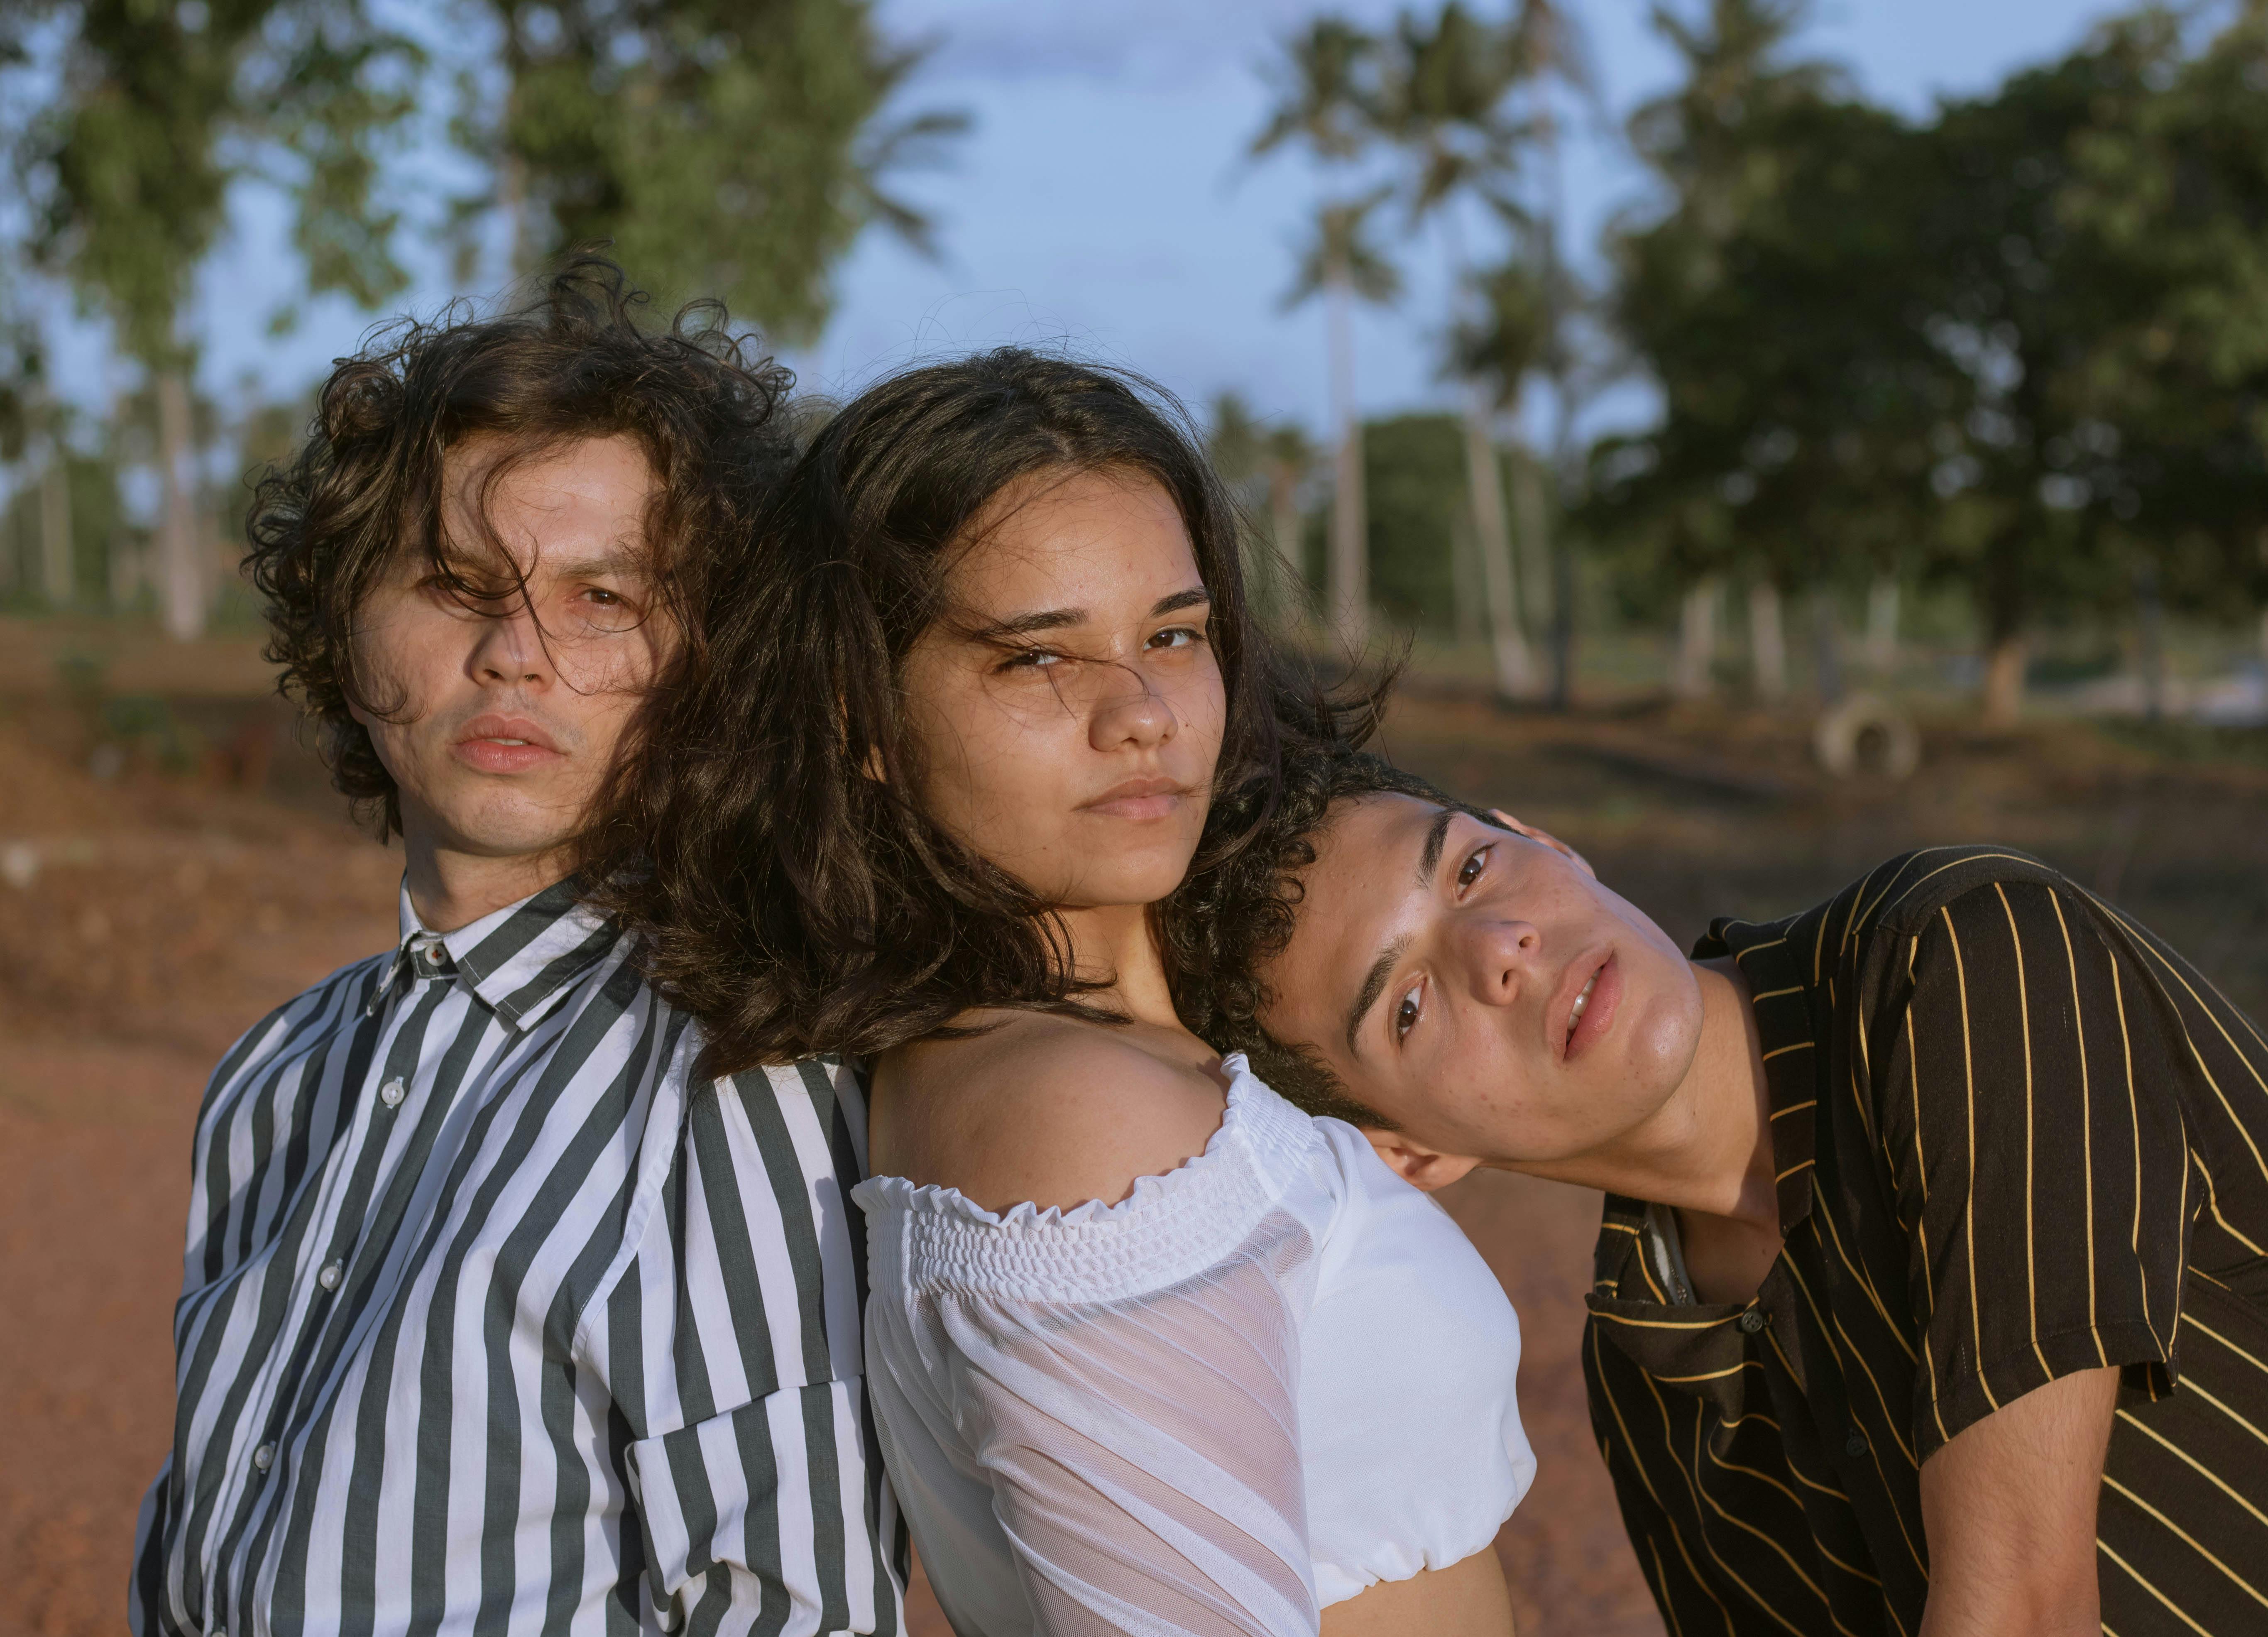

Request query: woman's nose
[{"left": 1088, "top": 670, "right": 1177, "bottom": 751}]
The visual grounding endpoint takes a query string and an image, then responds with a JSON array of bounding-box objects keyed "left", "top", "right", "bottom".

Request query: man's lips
[
  {"left": 1079, "top": 776, "right": 1194, "bottom": 821},
  {"left": 1552, "top": 949, "right": 1622, "bottom": 1062},
  {"left": 452, "top": 715, "right": 564, "bottom": 775}
]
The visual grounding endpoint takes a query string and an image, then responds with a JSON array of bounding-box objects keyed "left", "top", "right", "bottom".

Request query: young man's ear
[
  {"left": 1364, "top": 1128, "right": 1483, "bottom": 1193},
  {"left": 1488, "top": 808, "right": 1595, "bottom": 880}
]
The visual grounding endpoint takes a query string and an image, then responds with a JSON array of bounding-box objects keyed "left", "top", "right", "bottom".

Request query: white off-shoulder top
[{"left": 852, "top": 1055, "right": 1534, "bottom": 1636}]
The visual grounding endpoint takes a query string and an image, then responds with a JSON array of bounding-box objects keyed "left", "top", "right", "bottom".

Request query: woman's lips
[
  {"left": 1562, "top": 952, "right": 1622, "bottom": 1062},
  {"left": 1080, "top": 778, "right": 1191, "bottom": 821}
]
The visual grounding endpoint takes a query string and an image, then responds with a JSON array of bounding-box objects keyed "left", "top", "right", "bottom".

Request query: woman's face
[{"left": 898, "top": 467, "right": 1226, "bottom": 910}]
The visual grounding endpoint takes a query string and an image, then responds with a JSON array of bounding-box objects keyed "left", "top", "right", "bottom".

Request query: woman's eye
[
  {"left": 1457, "top": 846, "right": 1490, "bottom": 891},
  {"left": 997, "top": 648, "right": 1062, "bottom": 671},
  {"left": 584, "top": 587, "right": 621, "bottom": 606},
  {"left": 1394, "top": 981, "right": 1423, "bottom": 1043},
  {"left": 1146, "top": 625, "right": 1202, "bottom": 652}
]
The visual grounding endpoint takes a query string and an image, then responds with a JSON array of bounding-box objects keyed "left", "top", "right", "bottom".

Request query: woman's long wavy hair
[
  {"left": 587, "top": 347, "right": 1351, "bottom": 1077},
  {"left": 244, "top": 255, "right": 794, "bottom": 837}
]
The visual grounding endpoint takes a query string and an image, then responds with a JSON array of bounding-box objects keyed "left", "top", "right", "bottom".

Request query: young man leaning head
[
  {"left": 130, "top": 262, "right": 903, "bottom": 1637},
  {"left": 1172, "top": 737, "right": 2268, "bottom": 1637}
]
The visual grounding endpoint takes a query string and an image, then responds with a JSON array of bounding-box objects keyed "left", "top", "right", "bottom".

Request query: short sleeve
[
  {"left": 1875, "top": 878, "right": 2194, "bottom": 1458},
  {"left": 929, "top": 1221, "right": 1321, "bottom": 1636}
]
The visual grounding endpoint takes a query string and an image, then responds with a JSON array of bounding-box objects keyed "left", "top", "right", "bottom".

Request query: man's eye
[
  {"left": 1394, "top": 981, "right": 1423, "bottom": 1043},
  {"left": 1458, "top": 846, "right": 1490, "bottom": 890}
]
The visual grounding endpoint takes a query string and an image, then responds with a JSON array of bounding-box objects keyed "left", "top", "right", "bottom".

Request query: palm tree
[
  {"left": 1376, "top": 2, "right": 1538, "bottom": 696},
  {"left": 1281, "top": 193, "right": 1401, "bottom": 645},
  {"left": 1253, "top": 19, "right": 1393, "bottom": 647},
  {"left": 1504, "top": 0, "right": 1603, "bottom": 708}
]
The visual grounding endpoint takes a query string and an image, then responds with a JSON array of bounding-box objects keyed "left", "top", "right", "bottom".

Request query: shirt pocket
[{"left": 625, "top": 1378, "right": 876, "bottom": 1627}]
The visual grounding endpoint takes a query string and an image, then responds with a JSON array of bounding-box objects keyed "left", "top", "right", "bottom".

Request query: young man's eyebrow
[
  {"left": 1414, "top": 804, "right": 1455, "bottom": 886},
  {"left": 1345, "top": 933, "right": 1413, "bottom": 1055},
  {"left": 1344, "top": 806, "right": 1457, "bottom": 1053}
]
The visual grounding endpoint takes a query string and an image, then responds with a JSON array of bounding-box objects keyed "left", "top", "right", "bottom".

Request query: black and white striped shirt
[{"left": 130, "top": 877, "right": 903, "bottom": 1637}]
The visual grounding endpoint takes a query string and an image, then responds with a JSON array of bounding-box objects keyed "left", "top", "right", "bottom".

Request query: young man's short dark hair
[
  {"left": 245, "top": 254, "right": 793, "bottom": 836},
  {"left": 1165, "top": 738, "right": 1470, "bottom": 1128}
]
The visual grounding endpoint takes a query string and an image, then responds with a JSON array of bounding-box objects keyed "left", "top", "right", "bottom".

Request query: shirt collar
[
  {"left": 1697, "top": 914, "right": 1820, "bottom": 1235},
  {"left": 390, "top": 875, "right": 621, "bottom": 1032}
]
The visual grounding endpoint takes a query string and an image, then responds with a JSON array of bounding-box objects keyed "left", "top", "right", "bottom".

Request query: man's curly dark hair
[
  {"left": 1162, "top": 693, "right": 1478, "bottom": 1130},
  {"left": 243, "top": 255, "right": 795, "bottom": 837}
]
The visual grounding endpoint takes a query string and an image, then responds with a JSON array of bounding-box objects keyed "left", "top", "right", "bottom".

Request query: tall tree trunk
[
  {"left": 1982, "top": 633, "right": 2027, "bottom": 727},
  {"left": 1512, "top": 451, "right": 1550, "bottom": 670},
  {"left": 39, "top": 442, "right": 73, "bottom": 607},
  {"left": 157, "top": 369, "right": 205, "bottom": 642},
  {"left": 1749, "top": 581, "right": 1786, "bottom": 704},
  {"left": 1450, "top": 513, "right": 1482, "bottom": 648},
  {"left": 1463, "top": 395, "right": 1533, "bottom": 698},
  {"left": 1673, "top": 578, "right": 1720, "bottom": 700},
  {"left": 1326, "top": 263, "right": 1366, "bottom": 648},
  {"left": 1810, "top": 588, "right": 1845, "bottom": 706},
  {"left": 2134, "top": 562, "right": 2166, "bottom": 725},
  {"left": 1865, "top": 576, "right": 1900, "bottom": 674},
  {"left": 1266, "top": 464, "right": 1300, "bottom": 627}
]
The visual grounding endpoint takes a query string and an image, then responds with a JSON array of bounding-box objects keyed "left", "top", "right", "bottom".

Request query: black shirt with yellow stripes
[{"left": 1585, "top": 845, "right": 2268, "bottom": 1637}]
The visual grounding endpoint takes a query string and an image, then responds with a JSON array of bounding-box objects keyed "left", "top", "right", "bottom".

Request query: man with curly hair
[
  {"left": 1173, "top": 741, "right": 2268, "bottom": 1637},
  {"left": 130, "top": 262, "right": 904, "bottom": 1637}
]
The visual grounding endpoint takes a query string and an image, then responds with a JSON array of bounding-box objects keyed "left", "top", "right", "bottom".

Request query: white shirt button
[
  {"left": 379, "top": 1078, "right": 405, "bottom": 1108},
  {"left": 318, "top": 1262, "right": 343, "bottom": 1291},
  {"left": 252, "top": 1442, "right": 275, "bottom": 1472}
]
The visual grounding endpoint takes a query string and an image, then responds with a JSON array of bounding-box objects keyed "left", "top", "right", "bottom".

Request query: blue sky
[{"left": 49, "top": 0, "right": 2146, "bottom": 443}]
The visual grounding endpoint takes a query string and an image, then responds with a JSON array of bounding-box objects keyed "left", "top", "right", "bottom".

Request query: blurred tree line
[
  {"left": 0, "top": 0, "right": 957, "bottom": 637},
  {"left": 1241, "top": 0, "right": 2268, "bottom": 722}
]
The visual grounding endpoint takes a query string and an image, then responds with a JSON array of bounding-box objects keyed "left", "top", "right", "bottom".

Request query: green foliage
[
  {"left": 1364, "top": 412, "right": 1463, "bottom": 629},
  {"left": 461, "top": 0, "right": 964, "bottom": 341},
  {"left": 17, "top": 0, "right": 422, "bottom": 367}
]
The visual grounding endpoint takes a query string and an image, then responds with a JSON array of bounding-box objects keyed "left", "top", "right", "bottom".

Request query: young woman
[{"left": 599, "top": 350, "right": 1534, "bottom": 1635}]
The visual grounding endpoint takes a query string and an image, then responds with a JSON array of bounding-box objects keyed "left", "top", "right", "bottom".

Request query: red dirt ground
[{"left": 13, "top": 622, "right": 2268, "bottom": 1636}]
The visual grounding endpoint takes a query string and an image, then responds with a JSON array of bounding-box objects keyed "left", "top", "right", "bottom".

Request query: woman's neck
[{"left": 1060, "top": 902, "right": 1182, "bottom": 1028}]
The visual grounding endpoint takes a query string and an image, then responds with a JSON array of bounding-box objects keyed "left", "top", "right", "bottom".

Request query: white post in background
[
  {"left": 157, "top": 370, "right": 206, "bottom": 641},
  {"left": 1673, "top": 578, "right": 1720, "bottom": 700},
  {"left": 1749, "top": 581, "right": 1787, "bottom": 704},
  {"left": 1865, "top": 576, "right": 1901, "bottom": 674}
]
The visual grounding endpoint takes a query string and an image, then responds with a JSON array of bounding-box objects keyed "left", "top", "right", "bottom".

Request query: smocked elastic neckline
[{"left": 852, "top": 1054, "right": 1320, "bottom": 1302}]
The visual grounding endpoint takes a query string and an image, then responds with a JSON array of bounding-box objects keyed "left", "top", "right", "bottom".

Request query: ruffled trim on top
[{"left": 852, "top": 1054, "right": 1320, "bottom": 1304}]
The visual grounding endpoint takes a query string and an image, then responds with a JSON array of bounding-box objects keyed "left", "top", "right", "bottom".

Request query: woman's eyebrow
[{"left": 962, "top": 586, "right": 1209, "bottom": 645}]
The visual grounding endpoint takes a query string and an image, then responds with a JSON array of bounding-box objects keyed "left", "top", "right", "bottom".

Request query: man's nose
[
  {"left": 468, "top": 601, "right": 554, "bottom": 688},
  {"left": 1088, "top": 668, "right": 1177, "bottom": 751},
  {"left": 1461, "top": 915, "right": 1545, "bottom": 1006}
]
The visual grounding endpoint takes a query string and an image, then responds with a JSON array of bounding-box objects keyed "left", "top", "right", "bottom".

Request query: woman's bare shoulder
[{"left": 877, "top": 1013, "right": 1228, "bottom": 1215}]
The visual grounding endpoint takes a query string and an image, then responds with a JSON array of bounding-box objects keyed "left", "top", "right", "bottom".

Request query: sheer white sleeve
[{"left": 854, "top": 1071, "right": 1328, "bottom": 1637}]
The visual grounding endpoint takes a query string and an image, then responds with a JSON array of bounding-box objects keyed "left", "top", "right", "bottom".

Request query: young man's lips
[
  {"left": 453, "top": 717, "right": 563, "bottom": 774},
  {"left": 1080, "top": 778, "right": 1191, "bottom": 821},
  {"left": 1558, "top": 952, "right": 1622, "bottom": 1062}
]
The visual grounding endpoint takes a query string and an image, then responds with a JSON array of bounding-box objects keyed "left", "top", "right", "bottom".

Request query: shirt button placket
[
  {"left": 1738, "top": 1308, "right": 1766, "bottom": 1334},
  {"left": 379, "top": 1077, "right": 405, "bottom": 1108}
]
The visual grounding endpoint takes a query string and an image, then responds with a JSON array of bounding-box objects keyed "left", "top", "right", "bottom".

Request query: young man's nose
[
  {"left": 468, "top": 603, "right": 555, "bottom": 687},
  {"left": 1461, "top": 916, "right": 1545, "bottom": 1005},
  {"left": 1087, "top": 669, "right": 1177, "bottom": 751}
]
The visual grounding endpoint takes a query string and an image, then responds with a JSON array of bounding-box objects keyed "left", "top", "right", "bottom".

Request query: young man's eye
[
  {"left": 1394, "top": 981, "right": 1423, "bottom": 1043},
  {"left": 1458, "top": 845, "right": 1490, "bottom": 890}
]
